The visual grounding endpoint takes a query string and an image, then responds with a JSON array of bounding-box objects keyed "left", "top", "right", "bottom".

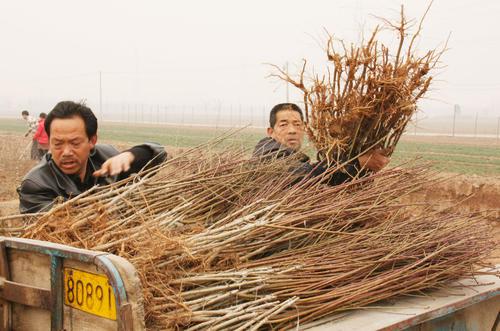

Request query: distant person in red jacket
[{"left": 33, "top": 112, "right": 49, "bottom": 159}]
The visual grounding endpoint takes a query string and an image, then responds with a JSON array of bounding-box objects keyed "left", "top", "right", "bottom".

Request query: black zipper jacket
[
  {"left": 252, "top": 137, "right": 365, "bottom": 186},
  {"left": 17, "top": 143, "right": 166, "bottom": 214}
]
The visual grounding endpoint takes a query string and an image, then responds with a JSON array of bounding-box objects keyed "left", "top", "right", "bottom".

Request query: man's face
[
  {"left": 267, "top": 110, "right": 304, "bottom": 151},
  {"left": 49, "top": 116, "right": 97, "bottom": 180}
]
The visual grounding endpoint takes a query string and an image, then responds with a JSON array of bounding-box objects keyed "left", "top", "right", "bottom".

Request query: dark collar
[
  {"left": 45, "top": 154, "right": 97, "bottom": 197},
  {"left": 253, "top": 137, "right": 310, "bottom": 162}
]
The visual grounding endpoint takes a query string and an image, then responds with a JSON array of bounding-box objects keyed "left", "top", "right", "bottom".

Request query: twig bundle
[
  {"left": 4, "top": 143, "right": 494, "bottom": 330},
  {"left": 271, "top": 6, "right": 446, "bottom": 164}
]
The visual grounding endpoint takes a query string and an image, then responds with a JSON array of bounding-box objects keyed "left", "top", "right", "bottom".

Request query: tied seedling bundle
[
  {"left": 3, "top": 142, "right": 496, "bottom": 330},
  {"left": 271, "top": 6, "right": 446, "bottom": 164}
]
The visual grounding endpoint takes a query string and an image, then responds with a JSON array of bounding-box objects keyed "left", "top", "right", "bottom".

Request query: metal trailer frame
[
  {"left": 0, "top": 236, "right": 138, "bottom": 331},
  {"left": 303, "top": 267, "right": 500, "bottom": 331}
]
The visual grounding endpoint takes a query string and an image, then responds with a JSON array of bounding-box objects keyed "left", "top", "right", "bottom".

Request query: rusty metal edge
[
  {"left": 50, "top": 256, "right": 63, "bottom": 331},
  {"left": 0, "top": 236, "right": 106, "bottom": 263},
  {"left": 379, "top": 285, "right": 500, "bottom": 331},
  {"left": 94, "top": 255, "right": 132, "bottom": 331}
]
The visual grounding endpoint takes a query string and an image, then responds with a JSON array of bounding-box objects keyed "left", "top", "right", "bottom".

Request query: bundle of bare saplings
[
  {"left": 10, "top": 142, "right": 495, "bottom": 330},
  {"left": 2, "top": 7, "right": 496, "bottom": 331},
  {"left": 270, "top": 6, "right": 445, "bottom": 165}
]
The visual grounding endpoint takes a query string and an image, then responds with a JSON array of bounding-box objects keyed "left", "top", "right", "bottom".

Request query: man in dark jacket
[
  {"left": 253, "top": 103, "right": 389, "bottom": 185},
  {"left": 18, "top": 101, "right": 167, "bottom": 213}
]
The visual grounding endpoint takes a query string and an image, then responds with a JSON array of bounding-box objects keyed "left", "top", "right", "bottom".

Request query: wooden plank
[
  {"left": 9, "top": 248, "right": 51, "bottom": 330},
  {"left": 8, "top": 250, "right": 51, "bottom": 288},
  {"left": 0, "top": 241, "right": 11, "bottom": 331},
  {"left": 0, "top": 278, "right": 51, "bottom": 310},
  {"left": 11, "top": 306, "right": 50, "bottom": 331}
]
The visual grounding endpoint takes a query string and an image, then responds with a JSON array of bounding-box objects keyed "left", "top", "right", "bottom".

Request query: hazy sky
[{"left": 1, "top": 0, "right": 499, "bottom": 117}]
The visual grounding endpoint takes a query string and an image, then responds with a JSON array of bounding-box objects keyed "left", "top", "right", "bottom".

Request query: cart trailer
[
  {"left": 0, "top": 236, "right": 145, "bottom": 331},
  {"left": 1, "top": 236, "right": 498, "bottom": 331}
]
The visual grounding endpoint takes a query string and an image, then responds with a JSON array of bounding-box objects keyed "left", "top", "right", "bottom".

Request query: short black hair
[
  {"left": 21, "top": 110, "right": 29, "bottom": 116},
  {"left": 45, "top": 101, "right": 98, "bottom": 139},
  {"left": 39, "top": 112, "right": 47, "bottom": 119},
  {"left": 269, "top": 103, "right": 304, "bottom": 128}
]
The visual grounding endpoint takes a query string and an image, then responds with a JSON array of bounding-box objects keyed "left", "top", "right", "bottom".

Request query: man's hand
[
  {"left": 93, "top": 152, "right": 135, "bottom": 177},
  {"left": 358, "top": 149, "right": 390, "bottom": 172}
]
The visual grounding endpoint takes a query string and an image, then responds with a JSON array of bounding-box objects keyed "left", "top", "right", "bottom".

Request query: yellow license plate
[{"left": 64, "top": 267, "right": 117, "bottom": 320}]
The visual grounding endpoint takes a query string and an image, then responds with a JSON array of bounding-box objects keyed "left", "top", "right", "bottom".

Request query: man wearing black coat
[
  {"left": 18, "top": 101, "right": 167, "bottom": 213},
  {"left": 252, "top": 103, "right": 389, "bottom": 185}
]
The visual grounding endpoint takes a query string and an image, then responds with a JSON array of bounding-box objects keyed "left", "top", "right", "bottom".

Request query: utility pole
[
  {"left": 473, "top": 112, "right": 478, "bottom": 138},
  {"left": 99, "top": 71, "right": 103, "bottom": 121},
  {"left": 452, "top": 104, "right": 460, "bottom": 137},
  {"left": 496, "top": 117, "right": 500, "bottom": 143},
  {"left": 182, "top": 105, "right": 186, "bottom": 126},
  {"left": 238, "top": 104, "right": 242, "bottom": 127},
  {"left": 216, "top": 103, "right": 221, "bottom": 129},
  {"left": 229, "top": 104, "right": 233, "bottom": 126}
]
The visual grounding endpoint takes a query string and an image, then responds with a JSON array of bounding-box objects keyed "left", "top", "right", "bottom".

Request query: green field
[
  {"left": 391, "top": 142, "right": 500, "bottom": 176},
  {"left": 2, "top": 118, "right": 499, "bottom": 176}
]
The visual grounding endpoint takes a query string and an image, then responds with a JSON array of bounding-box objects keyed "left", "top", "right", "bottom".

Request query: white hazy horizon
[{"left": 1, "top": 1, "right": 499, "bottom": 119}]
